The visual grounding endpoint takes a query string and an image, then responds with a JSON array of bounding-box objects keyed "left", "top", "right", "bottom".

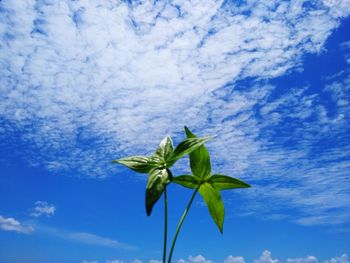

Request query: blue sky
[{"left": 0, "top": 0, "right": 350, "bottom": 263}]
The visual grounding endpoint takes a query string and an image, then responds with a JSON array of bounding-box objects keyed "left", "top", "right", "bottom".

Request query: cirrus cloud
[{"left": 0, "top": 0, "right": 349, "bottom": 228}]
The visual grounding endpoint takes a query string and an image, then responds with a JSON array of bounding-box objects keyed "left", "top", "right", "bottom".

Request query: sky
[{"left": 0, "top": 0, "right": 350, "bottom": 262}]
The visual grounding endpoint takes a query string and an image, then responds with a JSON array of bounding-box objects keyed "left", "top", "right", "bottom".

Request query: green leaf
[
  {"left": 172, "top": 175, "right": 199, "bottom": 189},
  {"left": 198, "top": 182, "right": 225, "bottom": 233},
  {"left": 145, "top": 168, "right": 172, "bottom": 216},
  {"left": 209, "top": 174, "right": 251, "bottom": 190},
  {"left": 184, "top": 126, "right": 211, "bottom": 179},
  {"left": 167, "top": 137, "right": 210, "bottom": 166},
  {"left": 155, "top": 136, "right": 174, "bottom": 160},
  {"left": 113, "top": 156, "right": 158, "bottom": 173}
]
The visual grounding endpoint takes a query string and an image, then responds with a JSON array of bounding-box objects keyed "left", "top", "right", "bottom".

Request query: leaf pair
[
  {"left": 172, "top": 127, "right": 250, "bottom": 233},
  {"left": 113, "top": 135, "right": 210, "bottom": 215}
]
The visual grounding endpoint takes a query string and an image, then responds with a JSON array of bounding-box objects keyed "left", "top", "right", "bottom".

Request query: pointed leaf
[
  {"left": 167, "top": 137, "right": 210, "bottom": 166},
  {"left": 155, "top": 136, "right": 174, "bottom": 160},
  {"left": 198, "top": 182, "right": 225, "bottom": 233},
  {"left": 113, "top": 156, "right": 158, "bottom": 173},
  {"left": 184, "top": 126, "right": 211, "bottom": 179},
  {"left": 209, "top": 174, "right": 251, "bottom": 190},
  {"left": 172, "top": 175, "right": 199, "bottom": 189},
  {"left": 145, "top": 168, "right": 171, "bottom": 216}
]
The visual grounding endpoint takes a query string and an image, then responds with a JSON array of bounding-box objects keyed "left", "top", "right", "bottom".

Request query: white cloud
[
  {"left": 322, "top": 0, "right": 350, "bottom": 17},
  {"left": 30, "top": 201, "right": 56, "bottom": 217},
  {"left": 0, "top": 215, "right": 33, "bottom": 234},
  {"left": 106, "top": 260, "right": 124, "bottom": 263},
  {"left": 225, "top": 256, "right": 245, "bottom": 263},
  {"left": 0, "top": 0, "right": 348, "bottom": 177},
  {"left": 254, "top": 251, "right": 279, "bottom": 263},
  {"left": 144, "top": 252, "right": 349, "bottom": 263},
  {"left": 287, "top": 256, "right": 318, "bottom": 263},
  {"left": 34, "top": 223, "right": 135, "bottom": 250},
  {"left": 77, "top": 253, "right": 350, "bottom": 263},
  {"left": 286, "top": 253, "right": 349, "bottom": 263},
  {"left": 177, "top": 255, "right": 213, "bottom": 263},
  {"left": 66, "top": 231, "right": 135, "bottom": 250},
  {"left": 105, "top": 260, "right": 142, "bottom": 263},
  {"left": 0, "top": 0, "right": 349, "bottom": 227},
  {"left": 324, "top": 254, "right": 349, "bottom": 263},
  {"left": 188, "top": 255, "right": 213, "bottom": 263}
]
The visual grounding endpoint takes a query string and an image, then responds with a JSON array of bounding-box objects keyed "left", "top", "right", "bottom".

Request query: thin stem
[
  {"left": 167, "top": 187, "right": 199, "bottom": 263},
  {"left": 163, "top": 187, "right": 168, "bottom": 263}
]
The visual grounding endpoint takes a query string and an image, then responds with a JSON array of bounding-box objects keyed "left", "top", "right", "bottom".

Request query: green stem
[
  {"left": 167, "top": 187, "right": 199, "bottom": 263},
  {"left": 163, "top": 187, "right": 168, "bottom": 263}
]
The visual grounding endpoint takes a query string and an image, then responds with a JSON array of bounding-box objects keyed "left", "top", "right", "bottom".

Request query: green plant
[
  {"left": 113, "top": 127, "right": 250, "bottom": 263},
  {"left": 113, "top": 134, "right": 210, "bottom": 263}
]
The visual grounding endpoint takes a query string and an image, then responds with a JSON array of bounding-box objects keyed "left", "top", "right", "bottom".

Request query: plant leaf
[
  {"left": 155, "top": 136, "right": 174, "bottom": 160},
  {"left": 113, "top": 156, "right": 158, "bottom": 173},
  {"left": 167, "top": 137, "right": 210, "bottom": 166},
  {"left": 198, "top": 182, "right": 225, "bottom": 233},
  {"left": 172, "top": 175, "right": 199, "bottom": 189},
  {"left": 209, "top": 174, "right": 251, "bottom": 190},
  {"left": 184, "top": 126, "right": 211, "bottom": 179},
  {"left": 145, "top": 168, "right": 172, "bottom": 216}
]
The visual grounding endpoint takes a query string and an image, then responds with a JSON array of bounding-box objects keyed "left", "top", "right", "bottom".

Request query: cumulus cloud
[
  {"left": 254, "top": 251, "right": 349, "bottom": 263},
  {"left": 105, "top": 260, "right": 142, "bottom": 263},
  {"left": 225, "top": 256, "right": 246, "bottom": 263},
  {"left": 287, "top": 253, "right": 349, "bottom": 263},
  {"left": 287, "top": 256, "right": 318, "bottom": 263},
  {"left": 0, "top": 215, "right": 34, "bottom": 234},
  {"left": 30, "top": 201, "right": 56, "bottom": 217},
  {"left": 189, "top": 255, "right": 213, "bottom": 263},
  {"left": 106, "top": 260, "right": 124, "bottom": 263},
  {"left": 178, "top": 255, "right": 213, "bottom": 263},
  {"left": 324, "top": 254, "right": 349, "bottom": 263},
  {"left": 99, "top": 253, "right": 349, "bottom": 263},
  {"left": 106, "top": 260, "right": 144, "bottom": 263},
  {"left": 254, "top": 250, "right": 279, "bottom": 263},
  {"left": 0, "top": 0, "right": 350, "bottom": 227}
]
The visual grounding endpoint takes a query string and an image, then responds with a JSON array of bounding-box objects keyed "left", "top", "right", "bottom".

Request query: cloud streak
[{"left": 35, "top": 224, "right": 136, "bottom": 250}]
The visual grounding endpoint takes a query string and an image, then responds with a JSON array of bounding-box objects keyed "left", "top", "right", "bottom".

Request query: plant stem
[
  {"left": 163, "top": 186, "right": 168, "bottom": 263},
  {"left": 167, "top": 187, "right": 199, "bottom": 263}
]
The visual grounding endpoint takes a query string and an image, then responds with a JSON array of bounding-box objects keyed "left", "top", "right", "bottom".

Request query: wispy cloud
[
  {"left": 0, "top": 0, "right": 347, "bottom": 176},
  {"left": 30, "top": 201, "right": 56, "bottom": 217},
  {"left": 0, "top": 214, "right": 34, "bottom": 234},
  {"left": 0, "top": 0, "right": 349, "bottom": 227},
  {"left": 35, "top": 224, "right": 136, "bottom": 250},
  {"left": 67, "top": 231, "right": 135, "bottom": 250}
]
